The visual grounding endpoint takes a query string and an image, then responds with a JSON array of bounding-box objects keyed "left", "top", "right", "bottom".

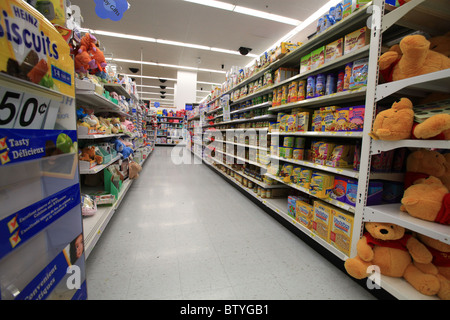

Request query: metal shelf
[
  {"left": 270, "top": 131, "right": 364, "bottom": 138},
  {"left": 370, "top": 138, "right": 450, "bottom": 155},
  {"left": 364, "top": 204, "right": 450, "bottom": 245}
]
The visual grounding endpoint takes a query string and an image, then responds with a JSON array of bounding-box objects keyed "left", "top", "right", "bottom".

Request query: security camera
[
  {"left": 129, "top": 67, "right": 139, "bottom": 73},
  {"left": 238, "top": 47, "right": 252, "bottom": 56}
]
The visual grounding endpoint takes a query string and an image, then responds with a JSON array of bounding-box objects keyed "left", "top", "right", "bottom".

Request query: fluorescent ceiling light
[
  {"left": 80, "top": 28, "right": 254, "bottom": 58},
  {"left": 184, "top": 0, "right": 301, "bottom": 26},
  {"left": 110, "top": 58, "right": 226, "bottom": 74},
  {"left": 184, "top": 0, "right": 235, "bottom": 10}
]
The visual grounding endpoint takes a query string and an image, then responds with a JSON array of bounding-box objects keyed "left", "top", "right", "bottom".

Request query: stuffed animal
[
  {"left": 429, "top": 32, "right": 450, "bottom": 58},
  {"left": 369, "top": 97, "right": 450, "bottom": 141},
  {"left": 344, "top": 222, "right": 441, "bottom": 296},
  {"left": 441, "top": 153, "right": 450, "bottom": 190},
  {"left": 379, "top": 34, "right": 450, "bottom": 83},
  {"left": 111, "top": 118, "right": 121, "bottom": 133},
  {"left": 79, "top": 146, "right": 103, "bottom": 164},
  {"left": 404, "top": 149, "right": 446, "bottom": 189},
  {"left": 129, "top": 161, "right": 142, "bottom": 179},
  {"left": 90, "top": 46, "right": 107, "bottom": 75},
  {"left": 369, "top": 98, "right": 414, "bottom": 140},
  {"left": 79, "top": 33, "right": 97, "bottom": 54},
  {"left": 74, "top": 48, "right": 95, "bottom": 76},
  {"left": 414, "top": 234, "right": 450, "bottom": 300},
  {"left": 114, "top": 139, "right": 134, "bottom": 159},
  {"left": 401, "top": 176, "right": 450, "bottom": 225}
]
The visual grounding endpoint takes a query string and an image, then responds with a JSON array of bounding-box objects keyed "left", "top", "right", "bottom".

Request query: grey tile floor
[{"left": 85, "top": 147, "right": 376, "bottom": 300}]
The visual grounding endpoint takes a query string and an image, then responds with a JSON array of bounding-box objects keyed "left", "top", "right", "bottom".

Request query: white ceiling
[{"left": 72, "top": 0, "right": 333, "bottom": 105}]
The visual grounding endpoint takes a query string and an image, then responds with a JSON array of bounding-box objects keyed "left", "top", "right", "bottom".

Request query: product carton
[
  {"left": 325, "top": 38, "right": 343, "bottom": 63},
  {"left": 344, "top": 27, "right": 370, "bottom": 55},
  {"left": 310, "top": 46, "right": 325, "bottom": 70},
  {"left": 329, "top": 207, "right": 354, "bottom": 256},
  {"left": 312, "top": 201, "right": 333, "bottom": 241},
  {"left": 300, "top": 53, "right": 311, "bottom": 74},
  {"left": 296, "top": 200, "right": 314, "bottom": 229}
]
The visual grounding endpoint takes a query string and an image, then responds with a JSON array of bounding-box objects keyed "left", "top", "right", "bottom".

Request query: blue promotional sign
[
  {"left": 154, "top": 102, "right": 160, "bottom": 108},
  {"left": 0, "top": 184, "right": 81, "bottom": 260},
  {"left": 0, "top": 129, "right": 78, "bottom": 167},
  {"left": 94, "top": 0, "right": 130, "bottom": 21}
]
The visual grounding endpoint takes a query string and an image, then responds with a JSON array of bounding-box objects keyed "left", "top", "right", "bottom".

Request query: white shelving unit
[{"left": 187, "top": 0, "right": 450, "bottom": 300}]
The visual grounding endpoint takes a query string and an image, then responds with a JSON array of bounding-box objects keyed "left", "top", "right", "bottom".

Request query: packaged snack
[
  {"left": 279, "top": 114, "right": 289, "bottom": 132},
  {"left": 329, "top": 208, "right": 354, "bottom": 256},
  {"left": 336, "top": 71, "right": 345, "bottom": 92},
  {"left": 298, "top": 168, "right": 313, "bottom": 189},
  {"left": 276, "top": 87, "right": 283, "bottom": 105},
  {"left": 296, "top": 112, "right": 309, "bottom": 131},
  {"left": 344, "top": 27, "right": 370, "bottom": 55},
  {"left": 292, "top": 166, "right": 302, "bottom": 184},
  {"left": 306, "top": 76, "right": 316, "bottom": 99},
  {"left": 288, "top": 81, "right": 299, "bottom": 103},
  {"left": 268, "top": 164, "right": 281, "bottom": 176},
  {"left": 342, "top": 0, "right": 353, "bottom": 19},
  {"left": 286, "top": 115, "right": 297, "bottom": 132},
  {"left": 297, "top": 80, "right": 306, "bottom": 100},
  {"left": 280, "top": 164, "right": 294, "bottom": 183},
  {"left": 330, "top": 176, "right": 348, "bottom": 203},
  {"left": 356, "top": 0, "right": 371, "bottom": 8},
  {"left": 315, "top": 142, "right": 336, "bottom": 165},
  {"left": 292, "top": 148, "right": 304, "bottom": 160},
  {"left": 323, "top": 109, "right": 337, "bottom": 131},
  {"left": 348, "top": 105, "right": 365, "bottom": 131},
  {"left": 310, "top": 171, "right": 334, "bottom": 198},
  {"left": 310, "top": 47, "right": 325, "bottom": 70},
  {"left": 312, "top": 201, "right": 333, "bottom": 241},
  {"left": 279, "top": 147, "right": 286, "bottom": 158},
  {"left": 345, "top": 178, "right": 358, "bottom": 206},
  {"left": 300, "top": 54, "right": 311, "bottom": 74},
  {"left": 294, "top": 137, "right": 306, "bottom": 148},
  {"left": 284, "top": 147, "right": 293, "bottom": 159},
  {"left": 322, "top": 14, "right": 335, "bottom": 32},
  {"left": 277, "top": 112, "right": 287, "bottom": 123},
  {"left": 288, "top": 195, "right": 301, "bottom": 218},
  {"left": 315, "top": 73, "right": 326, "bottom": 97},
  {"left": 326, "top": 144, "right": 355, "bottom": 168},
  {"left": 317, "top": 17, "right": 324, "bottom": 34},
  {"left": 326, "top": 73, "right": 336, "bottom": 95},
  {"left": 343, "top": 63, "right": 353, "bottom": 91},
  {"left": 353, "top": 142, "right": 361, "bottom": 171},
  {"left": 334, "top": 3, "right": 344, "bottom": 22},
  {"left": 296, "top": 200, "right": 314, "bottom": 229},
  {"left": 335, "top": 107, "right": 350, "bottom": 131},
  {"left": 349, "top": 58, "right": 369, "bottom": 89},
  {"left": 325, "top": 38, "right": 343, "bottom": 63},
  {"left": 311, "top": 111, "right": 323, "bottom": 131},
  {"left": 367, "top": 181, "right": 383, "bottom": 206},
  {"left": 281, "top": 85, "right": 289, "bottom": 104},
  {"left": 283, "top": 137, "right": 295, "bottom": 147}
]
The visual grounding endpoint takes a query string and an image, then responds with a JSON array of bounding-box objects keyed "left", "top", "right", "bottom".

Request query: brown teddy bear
[
  {"left": 404, "top": 149, "right": 447, "bottom": 189},
  {"left": 369, "top": 97, "right": 450, "bottom": 141},
  {"left": 429, "top": 31, "right": 450, "bottom": 58},
  {"left": 344, "top": 222, "right": 441, "bottom": 296},
  {"left": 401, "top": 176, "right": 450, "bottom": 225},
  {"left": 414, "top": 234, "right": 450, "bottom": 300},
  {"left": 129, "top": 161, "right": 142, "bottom": 179},
  {"left": 379, "top": 34, "right": 450, "bottom": 83},
  {"left": 441, "top": 153, "right": 450, "bottom": 190},
  {"left": 369, "top": 98, "right": 414, "bottom": 140},
  {"left": 79, "top": 146, "right": 103, "bottom": 164}
]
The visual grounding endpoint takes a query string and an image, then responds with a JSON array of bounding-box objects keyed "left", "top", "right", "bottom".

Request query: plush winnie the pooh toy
[
  {"left": 441, "top": 153, "right": 450, "bottom": 190},
  {"left": 403, "top": 149, "right": 446, "bottom": 189},
  {"left": 344, "top": 222, "right": 441, "bottom": 296},
  {"left": 369, "top": 98, "right": 414, "bottom": 140},
  {"left": 369, "top": 97, "right": 450, "bottom": 141},
  {"left": 401, "top": 176, "right": 450, "bottom": 225},
  {"left": 414, "top": 234, "right": 450, "bottom": 300},
  {"left": 379, "top": 34, "right": 450, "bottom": 83}
]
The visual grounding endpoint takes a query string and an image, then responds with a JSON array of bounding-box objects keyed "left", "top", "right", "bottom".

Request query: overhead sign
[
  {"left": 154, "top": 102, "right": 160, "bottom": 108},
  {"left": 94, "top": 0, "right": 130, "bottom": 21}
]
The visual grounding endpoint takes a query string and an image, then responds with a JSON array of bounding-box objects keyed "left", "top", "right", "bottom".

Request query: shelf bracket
[{"left": 382, "top": 0, "right": 425, "bottom": 33}]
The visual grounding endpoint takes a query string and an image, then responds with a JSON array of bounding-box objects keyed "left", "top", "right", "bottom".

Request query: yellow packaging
[
  {"left": 314, "top": 142, "right": 336, "bottom": 165},
  {"left": 291, "top": 166, "right": 301, "bottom": 184},
  {"left": 329, "top": 208, "right": 354, "bottom": 256},
  {"left": 344, "top": 27, "right": 370, "bottom": 55},
  {"left": 310, "top": 171, "right": 334, "bottom": 198},
  {"left": 36, "top": 0, "right": 66, "bottom": 26},
  {"left": 0, "top": 0, "right": 75, "bottom": 97},
  {"left": 312, "top": 201, "right": 333, "bottom": 241},
  {"left": 298, "top": 168, "right": 312, "bottom": 189},
  {"left": 279, "top": 114, "right": 289, "bottom": 132},
  {"left": 296, "top": 200, "right": 313, "bottom": 229},
  {"left": 296, "top": 112, "right": 309, "bottom": 132}
]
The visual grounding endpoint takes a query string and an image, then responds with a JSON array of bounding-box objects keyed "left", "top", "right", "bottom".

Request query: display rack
[
  {"left": 75, "top": 79, "right": 153, "bottom": 259},
  {"left": 187, "top": 0, "right": 449, "bottom": 300},
  {"left": 155, "top": 115, "right": 185, "bottom": 146}
]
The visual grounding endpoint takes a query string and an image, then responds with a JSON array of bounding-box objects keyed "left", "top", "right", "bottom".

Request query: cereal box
[
  {"left": 330, "top": 175, "right": 348, "bottom": 203},
  {"left": 329, "top": 208, "right": 354, "bottom": 256},
  {"left": 345, "top": 178, "right": 358, "bottom": 206},
  {"left": 349, "top": 106, "right": 365, "bottom": 131},
  {"left": 300, "top": 53, "right": 311, "bottom": 74},
  {"left": 286, "top": 115, "right": 297, "bottom": 132},
  {"left": 335, "top": 107, "right": 350, "bottom": 131},
  {"left": 296, "top": 112, "right": 309, "bottom": 132},
  {"left": 292, "top": 166, "right": 302, "bottom": 184},
  {"left": 325, "top": 38, "right": 343, "bottom": 63},
  {"left": 312, "top": 201, "right": 333, "bottom": 241},
  {"left": 344, "top": 27, "right": 370, "bottom": 55},
  {"left": 342, "top": 0, "right": 353, "bottom": 19},
  {"left": 296, "top": 200, "right": 314, "bottom": 229},
  {"left": 298, "top": 168, "right": 313, "bottom": 189},
  {"left": 349, "top": 59, "right": 369, "bottom": 89},
  {"left": 288, "top": 195, "right": 301, "bottom": 218},
  {"left": 310, "top": 46, "right": 325, "bottom": 70},
  {"left": 310, "top": 171, "right": 334, "bottom": 198}
]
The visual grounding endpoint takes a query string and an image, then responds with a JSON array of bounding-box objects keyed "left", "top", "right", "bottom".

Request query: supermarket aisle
[{"left": 86, "top": 147, "right": 376, "bottom": 300}]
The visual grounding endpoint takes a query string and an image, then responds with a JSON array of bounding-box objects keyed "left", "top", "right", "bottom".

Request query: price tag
[{"left": 0, "top": 88, "right": 53, "bottom": 129}]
